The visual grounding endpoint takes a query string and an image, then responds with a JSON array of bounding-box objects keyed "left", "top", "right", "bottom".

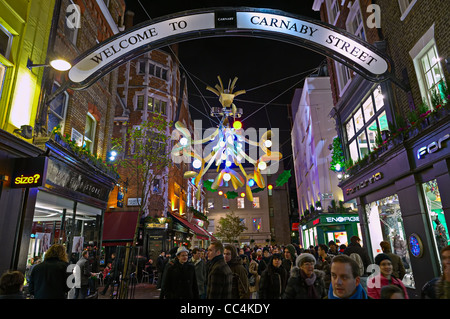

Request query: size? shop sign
[{"left": 11, "top": 157, "right": 48, "bottom": 188}]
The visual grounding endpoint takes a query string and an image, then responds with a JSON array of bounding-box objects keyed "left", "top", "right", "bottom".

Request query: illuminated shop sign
[
  {"left": 12, "top": 157, "right": 48, "bottom": 188},
  {"left": 416, "top": 133, "right": 449, "bottom": 160},
  {"left": 325, "top": 216, "right": 360, "bottom": 223},
  {"left": 67, "top": 8, "right": 392, "bottom": 89},
  {"left": 346, "top": 172, "right": 383, "bottom": 195}
]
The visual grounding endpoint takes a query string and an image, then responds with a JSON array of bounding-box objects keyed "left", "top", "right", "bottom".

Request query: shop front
[
  {"left": 300, "top": 213, "right": 362, "bottom": 248},
  {"left": 18, "top": 140, "right": 117, "bottom": 274},
  {"left": 340, "top": 120, "right": 450, "bottom": 298}
]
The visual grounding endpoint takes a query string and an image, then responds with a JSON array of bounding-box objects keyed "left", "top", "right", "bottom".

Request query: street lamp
[{"left": 27, "top": 58, "right": 72, "bottom": 71}]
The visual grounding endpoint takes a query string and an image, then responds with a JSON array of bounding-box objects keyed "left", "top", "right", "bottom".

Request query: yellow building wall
[{"left": 0, "top": 0, "right": 55, "bottom": 139}]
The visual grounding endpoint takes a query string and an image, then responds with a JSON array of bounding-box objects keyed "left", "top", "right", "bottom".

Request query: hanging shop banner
[
  {"left": 66, "top": 8, "right": 392, "bottom": 90},
  {"left": 11, "top": 156, "right": 48, "bottom": 188}
]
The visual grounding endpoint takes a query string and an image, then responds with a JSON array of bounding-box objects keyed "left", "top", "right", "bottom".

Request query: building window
[
  {"left": 252, "top": 218, "right": 262, "bottom": 232},
  {"left": 335, "top": 62, "right": 353, "bottom": 95},
  {"left": 0, "top": 23, "right": 13, "bottom": 59},
  {"left": 344, "top": 86, "right": 387, "bottom": 162},
  {"left": 47, "top": 83, "right": 69, "bottom": 134},
  {"left": 137, "top": 60, "right": 146, "bottom": 74},
  {"left": 148, "top": 97, "right": 167, "bottom": 115},
  {"left": 346, "top": 1, "right": 365, "bottom": 40},
  {"left": 418, "top": 44, "right": 446, "bottom": 108},
  {"left": 237, "top": 197, "right": 245, "bottom": 209},
  {"left": 253, "top": 197, "right": 260, "bottom": 209},
  {"left": 398, "top": 0, "right": 418, "bottom": 20},
  {"left": 326, "top": 0, "right": 340, "bottom": 25},
  {"left": 148, "top": 62, "right": 168, "bottom": 80},
  {"left": 207, "top": 198, "right": 214, "bottom": 209},
  {"left": 152, "top": 178, "right": 161, "bottom": 194},
  {"left": 83, "top": 113, "right": 97, "bottom": 153},
  {"left": 223, "top": 198, "right": 229, "bottom": 209},
  {"left": 0, "top": 62, "right": 6, "bottom": 102}
]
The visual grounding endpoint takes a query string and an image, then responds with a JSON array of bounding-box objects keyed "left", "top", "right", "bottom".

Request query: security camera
[{"left": 14, "top": 125, "right": 33, "bottom": 139}]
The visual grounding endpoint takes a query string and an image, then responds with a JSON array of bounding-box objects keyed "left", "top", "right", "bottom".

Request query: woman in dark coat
[
  {"left": 259, "top": 253, "right": 288, "bottom": 299},
  {"left": 162, "top": 246, "right": 199, "bottom": 299},
  {"left": 283, "top": 253, "right": 327, "bottom": 299},
  {"left": 28, "top": 244, "right": 70, "bottom": 299}
]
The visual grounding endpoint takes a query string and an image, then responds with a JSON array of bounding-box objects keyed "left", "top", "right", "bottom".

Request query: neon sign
[{"left": 14, "top": 174, "right": 41, "bottom": 185}]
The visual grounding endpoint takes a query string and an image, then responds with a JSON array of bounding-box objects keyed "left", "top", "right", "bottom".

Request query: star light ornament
[{"left": 172, "top": 76, "right": 283, "bottom": 201}]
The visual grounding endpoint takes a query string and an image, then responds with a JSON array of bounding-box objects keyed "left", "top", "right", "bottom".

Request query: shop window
[
  {"left": 422, "top": 180, "right": 450, "bottom": 264},
  {"left": 47, "top": 82, "right": 69, "bottom": 134},
  {"left": 222, "top": 197, "right": 229, "bottom": 209},
  {"left": 365, "top": 195, "right": 415, "bottom": 288}
]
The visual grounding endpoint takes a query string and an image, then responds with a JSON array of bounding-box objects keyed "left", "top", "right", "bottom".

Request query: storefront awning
[
  {"left": 170, "top": 212, "right": 208, "bottom": 239},
  {"left": 102, "top": 211, "right": 139, "bottom": 245},
  {"left": 193, "top": 224, "right": 212, "bottom": 240}
]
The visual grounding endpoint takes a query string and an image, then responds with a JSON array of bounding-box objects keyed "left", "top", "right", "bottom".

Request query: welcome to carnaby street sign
[{"left": 66, "top": 7, "right": 393, "bottom": 90}]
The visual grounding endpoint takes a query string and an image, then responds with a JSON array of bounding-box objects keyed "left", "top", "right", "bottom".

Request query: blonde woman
[{"left": 29, "top": 244, "right": 70, "bottom": 299}]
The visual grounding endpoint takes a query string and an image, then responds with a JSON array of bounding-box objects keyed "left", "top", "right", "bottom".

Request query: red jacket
[{"left": 367, "top": 274, "right": 409, "bottom": 299}]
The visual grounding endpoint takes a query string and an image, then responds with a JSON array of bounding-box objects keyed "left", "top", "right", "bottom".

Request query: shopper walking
[
  {"left": 156, "top": 251, "right": 166, "bottom": 289},
  {"left": 367, "top": 253, "right": 409, "bottom": 299},
  {"left": 248, "top": 252, "right": 260, "bottom": 299},
  {"left": 315, "top": 244, "right": 332, "bottom": 290},
  {"left": 224, "top": 244, "right": 249, "bottom": 299},
  {"left": 282, "top": 244, "right": 297, "bottom": 280},
  {"left": 259, "top": 253, "right": 288, "bottom": 299},
  {"left": 101, "top": 252, "right": 118, "bottom": 296},
  {"left": 28, "top": 244, "right": 70, "bottom": 299},
  {"left": 206, "top": 241, "right": 233, "bottom": 299},
  {"left": 257, "top": 247, "right": 272, "bottom": 275},
  {"left": 283, "top": 253, "right": 327, "bottom": 299},
  {"left": 73, "top": 250, "right": 93, "bottom": 299},
  {"left": 379, "top": 241, "right": 406, "bottom": 280},
  {"left": 162, "top": 246, "right": 199, "bottom": 299},
  {"left": 190, "top": 247, "right": 207, "bottom": 299},
  {"left": 327, "top": 254, "right": 369, "bottom": 299},
  {"left": 343, "top": 236, "right": 371, "bottom": 274}
]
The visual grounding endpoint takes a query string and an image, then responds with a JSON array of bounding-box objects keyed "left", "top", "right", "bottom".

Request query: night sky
[{"left": 123, "top": 0, "right": 326, "bottom": 170}]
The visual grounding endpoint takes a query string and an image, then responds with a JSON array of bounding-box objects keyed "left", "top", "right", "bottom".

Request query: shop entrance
[{"left": 326, "top": 231, "right": 348, "bottom": 247}]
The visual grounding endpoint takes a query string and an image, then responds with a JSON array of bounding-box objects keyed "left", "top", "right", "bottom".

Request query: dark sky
[{"left": 123, "top": 0, "right": 326, "bottom": 169}]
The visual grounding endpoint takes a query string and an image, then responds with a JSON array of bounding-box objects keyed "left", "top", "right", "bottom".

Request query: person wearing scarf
[
  {"left": 367, "top": 253, "right": 409, "bottom": 299},
  {"left": 283, "top": 253, "right": 327, "bottom": 299},
  {"left": 327, "top": 254, "right": 369, "bottom": 299}
]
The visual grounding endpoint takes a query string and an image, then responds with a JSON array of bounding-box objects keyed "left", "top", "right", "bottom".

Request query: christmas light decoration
[{"left": 172, "top": 76, "right": 284, "bottom": 201}]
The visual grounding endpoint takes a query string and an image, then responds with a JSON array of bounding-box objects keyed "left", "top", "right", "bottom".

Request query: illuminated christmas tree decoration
[{"left": 173, "top": 76, "right": 285, "bottom": 201}]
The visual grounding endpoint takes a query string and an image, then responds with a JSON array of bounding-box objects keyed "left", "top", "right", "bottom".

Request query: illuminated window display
[
  {"left": 422, "top": 180, "right": 449, "bottom": 261},
  {"left": 365, "top": 194, "right": 415, "bottom": 288}
]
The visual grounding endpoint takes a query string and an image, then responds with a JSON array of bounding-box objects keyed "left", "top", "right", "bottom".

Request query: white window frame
[
  {"left": 335, "top": 61, "right": 353, "bottom": 96},
  {"left": 47, "top": 82, "right": 69, "bottom": 133},
  {"left": 398, "top": 0, "right": 418, "bottom": 21},
  {"left": 0, "top": 61, "right": 6, "bottom": 101},
  {"left": 325, "top": 0, "right": 340, "bottom": 25},
  {"left": 346, "top": 1, "right": 365, "bottom": 41},
  {"left": 83, "top": 112, "right": 97, "bottom": 153},
  {"left": 410, "top": 25, "right": 446, "bottom": 110},
  {"left": 252, "top": 196, "right": 260, "bottom": 209}
]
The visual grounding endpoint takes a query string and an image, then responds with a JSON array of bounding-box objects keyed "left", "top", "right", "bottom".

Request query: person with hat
[
  {"left": 379, "top": 241, "right": 406, "bottom": 280},
  {"left": 367, "top": 253, "right": 409, "bottom": 299},
  {"left": 259, "top": 253, "right": 288, "bottom": 299},
  {"left": 161, "top": 246, "right": 199, "bottom": 299},
  {"left": 283, "top": 253, "right": 327, "bottom": 299},
  {"left": 257, "top": 247, "right": 272, "bottom": 275}
]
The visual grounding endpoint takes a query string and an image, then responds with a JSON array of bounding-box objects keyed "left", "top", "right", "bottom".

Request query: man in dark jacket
[
  {"left": 162, "top": 246, "right": 199, "bottom": 299},
  {"left": 74, "top": 250, "right": 92, "bottom": 299},
  {"left": 156, "top": 251, "right": 166, "bottom": 289},
  {"left": 343, "top": 236, "right": 371, "bottom": 274},
  {"left": 206, "top": 241, "right": 233, "bottom": 299},
  {"left": 224, "top": 245, "right": 249, "bottom": 299},
  {"left": 257, "top": 247, "right": 272, "bottom": 275},
  {"left": 29, "top": 244, "right": 70, "bottom": 299}
]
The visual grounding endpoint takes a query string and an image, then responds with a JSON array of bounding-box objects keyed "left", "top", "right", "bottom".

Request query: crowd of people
[{"left": 1, "top": 238, "right": 449, "bottom": 300}]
